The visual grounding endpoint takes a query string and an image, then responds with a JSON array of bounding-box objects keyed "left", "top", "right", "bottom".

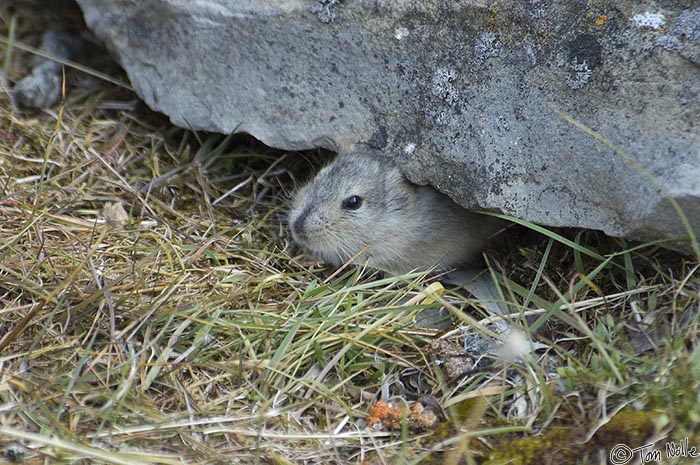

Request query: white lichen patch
[
  {"left": 565, "top": 58, "right": 592, "bottom": 89},
  {"left": 431, "top": 68, "right": 460, "bottom": 106},
  {"left": 631, "top": 12, "right": 666, "bottom": 30},
  {"left": 524, "top": 43, "right": 537, "bottom": 66},
  {"left": 310, "top": 0, "right": 342, "bottom": 23},
  {"left": 394, "top": 27, "right": 410, "bottom": 40},
  {"left": 403, "top": 143, "right": 416, "bottom": 155},
  {"left": 471, "top": 32, "right": 502, "bottom": 69}
]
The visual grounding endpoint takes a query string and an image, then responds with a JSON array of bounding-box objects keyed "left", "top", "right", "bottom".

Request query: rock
[
  {"left": 13, "top": 31, "right": 88, "bottom": 109},
  {"left": 74, "top": 0, "right": 700, "bottom": 252}
]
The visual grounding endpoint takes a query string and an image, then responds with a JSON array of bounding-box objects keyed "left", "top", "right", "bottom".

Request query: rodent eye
[{"left": 341, "top": 195, "right": 363, "bottom": 210}]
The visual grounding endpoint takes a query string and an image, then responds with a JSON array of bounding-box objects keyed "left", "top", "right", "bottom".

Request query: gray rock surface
[
  {"left": 13, "top": 31, "right": 88, "bottom": 108},
  {"left": 75, "top": 0, "right": 700, "bottom": 251}
]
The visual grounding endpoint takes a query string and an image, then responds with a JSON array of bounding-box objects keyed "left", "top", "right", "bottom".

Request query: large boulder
[{"left": 75, "top": 0, "right": 700, "bottom": 251}]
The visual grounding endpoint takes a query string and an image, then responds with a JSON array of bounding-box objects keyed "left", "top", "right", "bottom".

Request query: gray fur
[{"left": 289, "top": 150, "right": 503, "bottom": 274}]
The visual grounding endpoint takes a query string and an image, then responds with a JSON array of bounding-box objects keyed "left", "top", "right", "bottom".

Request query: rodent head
[{"left": 289, "top": 152, "right": 416, "bottom": 272}]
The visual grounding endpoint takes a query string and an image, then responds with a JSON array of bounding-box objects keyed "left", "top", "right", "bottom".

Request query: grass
[{"left": 1, "top": 6, "right": 699, "bottom": 465}]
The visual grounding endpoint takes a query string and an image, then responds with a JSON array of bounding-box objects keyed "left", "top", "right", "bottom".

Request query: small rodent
[{"left": 289, "top": 150, "right": 503, "bottom": 274}]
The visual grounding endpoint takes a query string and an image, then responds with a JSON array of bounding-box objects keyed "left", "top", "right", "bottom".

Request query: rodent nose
[{"left": 291, "top": 209, "right": 309, "bottom": 242}]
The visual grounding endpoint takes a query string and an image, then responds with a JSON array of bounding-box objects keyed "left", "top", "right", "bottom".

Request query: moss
[{"left": 484, "top": 408, "right": 663, "bottom": 465}]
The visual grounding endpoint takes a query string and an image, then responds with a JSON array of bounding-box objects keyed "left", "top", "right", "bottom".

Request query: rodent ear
[{"left": 341, "top": 195, "right": 363, "bottom": 210}]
